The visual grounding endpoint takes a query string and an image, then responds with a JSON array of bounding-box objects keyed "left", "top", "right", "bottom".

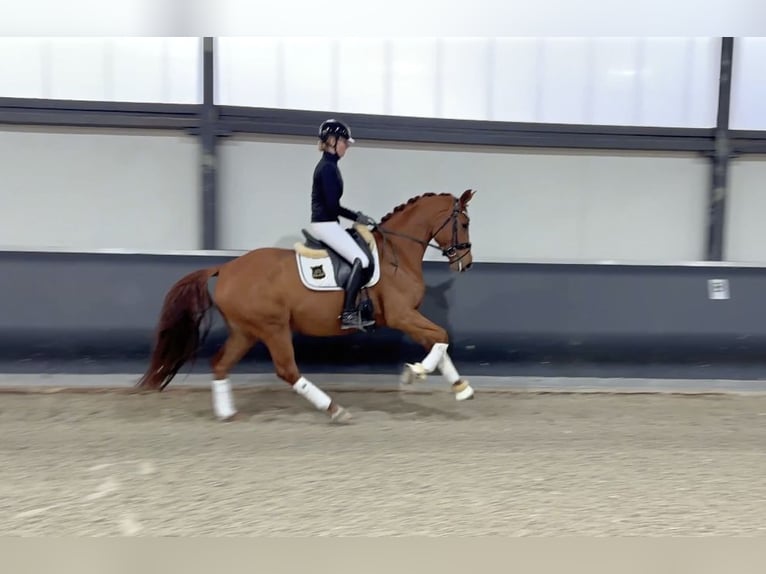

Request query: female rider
[{"left": 309, "top": 118, "right": 376, "bottom": 330}]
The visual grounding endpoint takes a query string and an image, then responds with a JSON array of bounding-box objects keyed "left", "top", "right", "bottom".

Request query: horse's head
[
  {"left": 429, "top": 189, "right": 476, "bottom": 273},
  {"left": 376, "top": 189, "right": 476, "bottom": 273}
]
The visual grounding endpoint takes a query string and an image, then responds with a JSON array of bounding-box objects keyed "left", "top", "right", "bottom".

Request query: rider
[{"left": 309, "top": 118, "right": 377, "bottom": 330}]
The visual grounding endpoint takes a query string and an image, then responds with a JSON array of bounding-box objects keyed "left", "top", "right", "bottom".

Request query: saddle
[{"left": 293, "top": 223, "right": 380, "bottom": 293}]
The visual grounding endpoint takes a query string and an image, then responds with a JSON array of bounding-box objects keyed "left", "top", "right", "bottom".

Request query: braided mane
[{"left": 378, "top": 192, "right": 452, "bottom": 224}]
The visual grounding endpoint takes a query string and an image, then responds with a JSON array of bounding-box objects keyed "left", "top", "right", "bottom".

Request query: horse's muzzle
[{"left": 452, "top": 257, "right": 472, "bottom": 273}]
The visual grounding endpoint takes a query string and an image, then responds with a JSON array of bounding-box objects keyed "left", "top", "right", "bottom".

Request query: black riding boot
[{"left": 340, "top": 258, "right": 374, "bottom": 330}]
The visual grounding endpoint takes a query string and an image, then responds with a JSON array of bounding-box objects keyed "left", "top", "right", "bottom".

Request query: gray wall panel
[
  {"left": 2, "top": 251, "right": 766, "bottom": 372},
  {"left": 218, "top": 135, "right": 710, "bottom": 262},
  {"left": 0, "top": 126, "right": 201, "bottom": 251},
  {"left": 725, "top": 155, "right": 766, "bottom": 263}
]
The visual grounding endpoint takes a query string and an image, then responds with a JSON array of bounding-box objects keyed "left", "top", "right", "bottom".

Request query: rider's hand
[{"left": 356, "top": 212, "right": 377, "bottom": 227}]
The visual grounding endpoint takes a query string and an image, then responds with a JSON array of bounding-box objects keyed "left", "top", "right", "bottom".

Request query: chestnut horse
[{"left": 136, "top": 189, "right": 477, "bottom": 424}]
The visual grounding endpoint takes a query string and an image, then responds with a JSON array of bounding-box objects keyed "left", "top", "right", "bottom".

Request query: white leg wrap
[
  {"left": 437, "top": 351, "right": 461, "bottom": 384},
  {"left": 211, "top": 378, "right": 237, "bottom": 420},
  {"left": 293, "top": 376, "right": 332, "bottom": 411},
  {"left": 402, "top": 343, "right": 452, "bottom": 385},
  {"left": 421, "top": 342, "right": 448, "bottom": 372}
]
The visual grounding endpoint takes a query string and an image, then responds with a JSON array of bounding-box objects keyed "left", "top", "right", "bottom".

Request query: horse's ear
[{"left": 459, "top": 188, "right": 476, "bottom": 207}]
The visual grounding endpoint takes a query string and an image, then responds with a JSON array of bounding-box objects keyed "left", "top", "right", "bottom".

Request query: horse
[{"left": 136, "top": 189, "right": 477, "bottom": 424}]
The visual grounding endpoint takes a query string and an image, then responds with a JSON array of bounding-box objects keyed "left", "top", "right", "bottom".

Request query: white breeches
[{"left": 309, "top": 221, "right": 370, "bottom": 268}]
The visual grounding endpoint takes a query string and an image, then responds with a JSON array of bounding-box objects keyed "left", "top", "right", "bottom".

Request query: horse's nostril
[{"left": 465, "top": 262, "right": 473, "bottom": 269}]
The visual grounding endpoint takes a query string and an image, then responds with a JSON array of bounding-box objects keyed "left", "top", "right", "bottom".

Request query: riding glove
[{"left": 355, "top": 212, "right": 377, "bottom": 226}]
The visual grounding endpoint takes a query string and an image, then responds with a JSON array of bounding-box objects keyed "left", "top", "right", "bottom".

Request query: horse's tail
[{"left": 136, "top": 267, "right": 219, "bottom": 391}]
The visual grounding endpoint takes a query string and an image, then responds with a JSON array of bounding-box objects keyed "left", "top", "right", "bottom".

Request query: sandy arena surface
[{"left": 1, "top": 380, "right": 766, "bottom": 536}]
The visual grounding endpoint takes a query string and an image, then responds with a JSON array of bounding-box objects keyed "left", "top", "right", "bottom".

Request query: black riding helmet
[{"left": 318, "top": 118, "right": 355, "bottom": 144}]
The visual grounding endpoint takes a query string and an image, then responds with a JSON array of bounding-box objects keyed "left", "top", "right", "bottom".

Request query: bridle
[{"left": 374, "top": 198, "right": 472, "bottom": 270}]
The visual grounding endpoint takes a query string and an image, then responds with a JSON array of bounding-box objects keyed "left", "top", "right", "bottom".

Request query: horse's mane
[{"left": 378, "top": 192, "right": 452, "bottom": 224}]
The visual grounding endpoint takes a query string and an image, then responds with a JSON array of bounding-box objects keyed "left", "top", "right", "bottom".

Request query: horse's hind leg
[
  {"left": 261, "top": 326, "right": 352, "bottom": 424},
  {"left": 210, "top": 325, "right": 257, "bottom": 421}
]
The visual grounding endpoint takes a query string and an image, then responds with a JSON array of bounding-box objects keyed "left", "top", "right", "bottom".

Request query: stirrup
[{"left": 340, "top": 310, "right": 374, "bottom": 330}]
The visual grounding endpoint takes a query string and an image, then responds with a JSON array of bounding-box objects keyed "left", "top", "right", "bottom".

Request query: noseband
[{"left": 375, "top": 198, "right": 472, "bottom": 268}]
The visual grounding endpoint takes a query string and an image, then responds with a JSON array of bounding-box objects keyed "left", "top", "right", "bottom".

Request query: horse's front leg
[{"left": 386, "top": 309, "right": 474, "bottom": 401}]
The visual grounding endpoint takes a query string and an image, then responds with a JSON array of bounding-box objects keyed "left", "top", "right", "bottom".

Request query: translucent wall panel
[
  {"left": 0, "top": 38, "right": 47, "bottom": 98},
  {"left": 389, "top": 38, "right": 438, "bottom": 118},
  {"left": 730, "top": 38, "right": 766, "bottom": 130},
  {"left": 214, "top": 37, "right": 281, "bottom": 108},
  {"left": 590, "top": 38, "right": 640, "bottom": 125},
  {"left": 538, "top": 37, "right": 590, "bottom": 124},
  {"left": 162, "top": 38, "right": 204, "bottom": 104},
  {"left": 282, "top": 37, "right": 334, "bottom": 111},
  {"left": 216, "top": 36, "right": 721, "bottom": 128},
  {"left": 491, "top": 38, "right": 539, "bottom": 122},
  {"left": 529, "top": 37, "right": 719, "bottom": 127},
  {"left": 48, "top": 38, "right": 111, "bottom": 100},
  {"left": 440, "top": 38, "right": 491, "bottom": 120},
  {"left": 337, "top": 39, "right": 388, "bottom": 115},
  {"left": 640, "top": 38, "right": 691, "bottom": 127},
  {"left": 0, "top": 37, "right": 201, "bottom": 103},
  {"left": 684, "top": 37, "right": 722, "bottom": 129}
]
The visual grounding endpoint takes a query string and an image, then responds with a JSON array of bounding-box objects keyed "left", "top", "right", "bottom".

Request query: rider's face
[{"left": 335, "top": 137, "right": 349, "bottom": 157}]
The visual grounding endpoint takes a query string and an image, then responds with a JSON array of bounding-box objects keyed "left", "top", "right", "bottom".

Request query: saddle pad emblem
[{"left": 311, "top": 265, "right": 326, "bottom": 280}]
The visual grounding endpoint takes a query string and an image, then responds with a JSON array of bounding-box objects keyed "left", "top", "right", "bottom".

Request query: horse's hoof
[
  {"left": 133, "top": 384, "right": 158, "bottom": 394},
  {"left": 401, "top": 363, "right": 427, "bottom": 385},
  {"left": 216, "top": 412, "right": 239, "bottom": 422},
  {"left": 330, "top": 406, "right": 353, "bottom": 425},
  {"left": 453, "top": 380, "right": 475, "bottom": 401}
]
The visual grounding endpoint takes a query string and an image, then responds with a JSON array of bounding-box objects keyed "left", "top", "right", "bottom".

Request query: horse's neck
[{"left": 376, "top": 212, "right": 432, "bottom": 274}]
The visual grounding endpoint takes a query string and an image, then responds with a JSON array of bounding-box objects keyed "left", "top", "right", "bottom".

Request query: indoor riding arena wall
[
  {"left": 2, "top": 133, "right": 766, "bottom": 378},
  {"left": 2, "top": 37, "right": 766, "bottom": 381}
]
